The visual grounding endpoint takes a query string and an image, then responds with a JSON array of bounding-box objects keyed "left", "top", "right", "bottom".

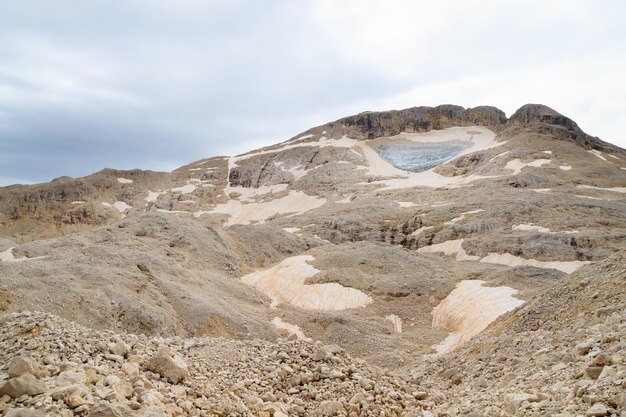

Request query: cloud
[{"left": 0, "top": 0, "right": 624, "bottom": 185}]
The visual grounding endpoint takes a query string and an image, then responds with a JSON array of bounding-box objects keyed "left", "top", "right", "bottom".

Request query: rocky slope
[
  {"left": 0, "top": 103, "right": 625, "bottom": 415},
  {"left": 1, "top": 250, "right": 624, "bottom": 416}
]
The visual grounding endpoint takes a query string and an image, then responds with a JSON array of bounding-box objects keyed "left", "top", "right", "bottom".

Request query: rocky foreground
[
  {"left": 1, "top": 311, "right": 424, "bottom": 417},
  {"left": 1, "top": 251, "right": 625, "bottom": 417}
]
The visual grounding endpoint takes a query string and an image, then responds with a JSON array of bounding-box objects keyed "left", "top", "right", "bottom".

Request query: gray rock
[
  {"left": 87, "top": 403, "right": 134, "bottom": 417},
  {"left": 145, "top": 345, "right": 188, "bottom": 384},
  {"left": 585, "top": 403, "right": 608, "bottom": 416},
  {"left": 7, "top": 357, "right": 38, "bottom": 378},
  {"left": 0, "top": 374, "right": 45, "bottom": 398},
  {"left": 5, "top": 409, "right": 44, "bottom": 417}
]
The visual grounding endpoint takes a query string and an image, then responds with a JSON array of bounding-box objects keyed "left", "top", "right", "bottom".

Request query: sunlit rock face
[{"left": 376, "top": 143, "right": 466, "bottom": 172}]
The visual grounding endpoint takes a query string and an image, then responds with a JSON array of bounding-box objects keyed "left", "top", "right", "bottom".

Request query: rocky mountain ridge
[{"left": 1, "top": 103, "right": 625, "bottom": 415}]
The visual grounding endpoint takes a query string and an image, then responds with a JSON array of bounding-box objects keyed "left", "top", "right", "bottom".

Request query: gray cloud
[{"left": 1, "top": 1, "right": 625, "bottom": 185}]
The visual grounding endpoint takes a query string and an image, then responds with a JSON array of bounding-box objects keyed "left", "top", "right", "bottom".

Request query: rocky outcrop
[
  {"left": 304, "top": 105, "right": 507, "bottom": 140},
  {"left": 504, "top": 103, "right": 621, "bottom": 152}
]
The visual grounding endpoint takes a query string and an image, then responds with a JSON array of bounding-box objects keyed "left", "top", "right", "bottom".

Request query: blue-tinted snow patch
[{"left": 377, "top": 143, "right": 466, "bottom": 173}]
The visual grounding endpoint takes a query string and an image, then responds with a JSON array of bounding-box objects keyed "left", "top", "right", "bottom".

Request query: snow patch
[
  {"left": 489, "top": 150, "right": 510, "bottom": 162},
  {"left": 512, "top": 224, "right": 578, "bottom": 234},
  {"left": 70, "top": 201, "right": 85, "bottom": 205},
  {"left": 283, "top": 227, "right": 301, "bottom": 233},
  {"left": 559, "top": 165, "right": 572, "bottom": 171},
  {"left": 504, "top": 158, "right": 551, "bottom": 175},
  {"left": 211, "top": 191, "right": 326, "bottom": 226},
  {"left": 417, "top": 239, "right": 479, "bottom": 261},
  {"left": 171, "top": 184, "right": 197, "bottom": 194},
  {"left": 113, "top": 202, "right": 132, "bottom": 213},
  {"left": 336, "top": 195, "right": 353, "bottom": 204},
  {"left": 385, "top": 315, "right": 403, "bottom": 333},
  {"left": 588, "top": 150, "right": 607, "bottom": 161},
  {"left": 577, "top": 185, "right": 626, "bottom": 194},
  {"left": 145, "top": 190, "right": 166, "bottom": 203},
  {"left": 271, "top": 317, "right": 312, "bottom": 341},
  {"left": 410, "top": 226, "right": 434, "bottom": 236},
  {"left": 418, "top": 239, "right": 590, "bottom": 273},
  {"left": 397, "top": 201, "right": 417, "bottom": 208},
  {"left": 480, "top": 252, "right": 590, "bottom": 274},
  {"left": 117, "top": 177, "right": 133, "bottom": 184},
  {"left": 241, "top": 255, "right": 372, "bottom": 310},
  {"left": 0, "top": 247, "right": 46, "bottom": 263},
  {"left": 227, "top": 184, "right": 289, "bottom": 202},
  {"left": 444, "top": 209, "right": 484, "bottom": 225},
  {"left": 432, "top": 280, "right": 524, "bottom": 354}
]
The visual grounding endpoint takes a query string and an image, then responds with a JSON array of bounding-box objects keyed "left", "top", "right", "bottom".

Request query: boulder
[
  {"left": 5, "top": 409, "right": 44, "bottom": 417},
  {"left": 7, "top": 357, "right": 38, "bottom": 378},
  {"left": 145, "top": 346, "right": 188, "bottom": 384},
  {"left": 0, "top": 374, "right": 45, "bottom": 398},
  {"left": 87, "top": 403, "right": 134, "bottom": 417}
]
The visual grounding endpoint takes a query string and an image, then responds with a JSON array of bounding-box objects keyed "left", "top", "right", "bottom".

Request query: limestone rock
[
  {"left": 0, "top": 374, "right": 45, "bottom": 398},
  {"left": 87, "top": 403, "right": 134, "bottom": 417},
  {"left": 5, "top": 409, "right": 44, "bottom": 417},
  {"left": 7, "top": 357, "right": 38, "bottom": 378},
  {"left": 586, "top": 403, "right": 608, "bottom": 416},
  {"left": 145, "top": 346, "right": 188, "bottom": 384}
]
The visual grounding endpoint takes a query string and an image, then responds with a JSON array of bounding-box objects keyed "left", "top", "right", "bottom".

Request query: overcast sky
[{"left": 1, "top": 1, "right": 625, "bottom": 186}]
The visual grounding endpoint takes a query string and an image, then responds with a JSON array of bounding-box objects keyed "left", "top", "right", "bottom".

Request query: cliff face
[
  {"left": 303, "top": 105, "right": 507, "bottom": 140},
  {"left": 295, "top": 103, "right": 622, "bottom": 153},
  {"left": 504, "top": 103, "right": 621, "bottom": 151}
]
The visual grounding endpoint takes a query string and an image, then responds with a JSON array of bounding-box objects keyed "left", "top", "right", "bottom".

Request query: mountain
[{"left": 1, "top": 104, "right": 625, "bottom": 416}]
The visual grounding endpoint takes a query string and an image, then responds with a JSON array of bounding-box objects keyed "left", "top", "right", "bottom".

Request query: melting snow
[
  {"left": 271, "top": 317, "right": 312, "bottom": 341},
  {"left": 227, "top": 184, "right": 289, "bottom": 202},
  {"left": 432, "top": 280, "right": 524, "bottom": 354},
  {"left": 512, "top": 224, "right": 579, "bottom": 234},
  {"left": 489, "top": 150, "right": 510, "bottom": 162},
  {"left": 0, "top": 247, "right": 46, "bottom": 263},
  {"left": 418, "top": 239, "right": 479, "bottom": 261},
  {"left": 211, "top": 191, "right": 326, "bottom": 226},
  {"left": 241, "top": 255, "right": 372, "bottom": 310},
  {"left": 418, "top": 239, "right": 590, "bottom": 273},
  {"left": 112, "top": 202, "right": 132, "bottom": 213},
  {"left": 480, "top": 253, "right": 590, "bottom": 274},
  {"left": 577, "top": 185, "right": 626, "bottom": 194},
  {"left": 385, "top": 315, "right": 403, "bottom": 333},
  {"left": 559, "top": 165, "right": 572, "bottom": 171},
  {"left": 588, "top": 150, "right": 607, "bottom": 161},
  {"left": 410, "top": 226, "right": 434, "bottom": 236},
  {"left": 504, "top": 158, "right": 551, "bottom": 175},
  {"left": 145, "top": 190, "right": 166, "bottom": 203},
  {"left": 117, "top": 178, "right": 133, "bottom": 184},
  {"left": 171, "top": 184, "right": 197, "bottom": 194}
]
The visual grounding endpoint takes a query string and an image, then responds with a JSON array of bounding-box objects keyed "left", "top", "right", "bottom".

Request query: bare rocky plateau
[{"left": 0, "top": 103, "right": 625, "bottom": 416}]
